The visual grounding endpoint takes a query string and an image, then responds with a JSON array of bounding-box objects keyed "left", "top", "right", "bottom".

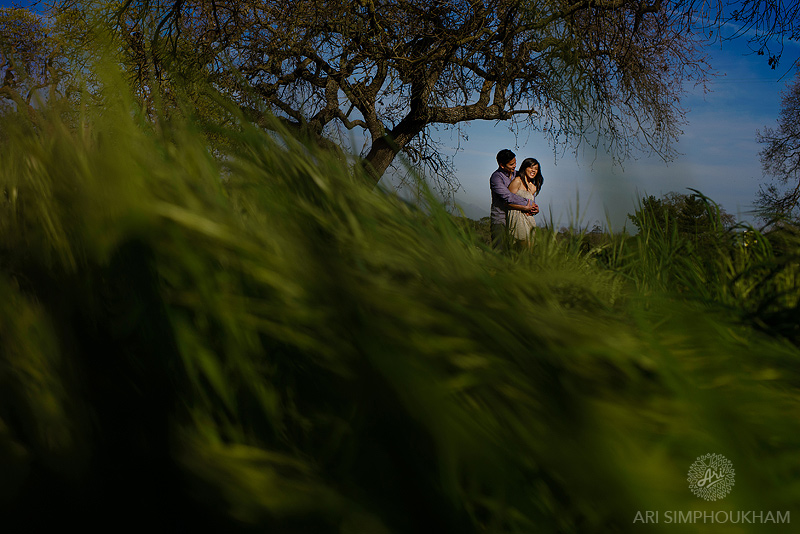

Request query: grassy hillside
[{"left": 1, "top": 74, "right": 799, "bottom": 533}]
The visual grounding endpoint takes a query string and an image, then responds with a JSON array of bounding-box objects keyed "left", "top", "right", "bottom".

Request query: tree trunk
[
  {"left": 362, "top": 137, "right": 400, "bottom": 184},
  {"left": 362, "top": 117, "right": 425, "bottom": 184}
]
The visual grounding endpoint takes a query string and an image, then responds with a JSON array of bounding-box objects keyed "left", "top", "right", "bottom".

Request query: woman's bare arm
[
  {"left": 508, "top": 178, "right": 537, "bottom": 213},
  {"left": 508, "top": 203, "right": 538, "bottom": 214}
]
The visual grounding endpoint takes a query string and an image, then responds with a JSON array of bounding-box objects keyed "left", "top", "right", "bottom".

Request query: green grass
[{"left": 2, "top": 69, "right": 800, "bottom": 533}]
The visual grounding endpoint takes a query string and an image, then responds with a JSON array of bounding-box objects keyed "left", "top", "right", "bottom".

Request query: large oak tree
[
  {"left": 39, "top": 0, "right": 800, "bottom": 188},
  {"left": 65, "top": 0, "right": 708, "bottom": 181}
]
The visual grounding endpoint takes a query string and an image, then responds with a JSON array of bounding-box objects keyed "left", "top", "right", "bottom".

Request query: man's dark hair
[{"left": 496, "top": 149, "right": 515, "bottom": 166}]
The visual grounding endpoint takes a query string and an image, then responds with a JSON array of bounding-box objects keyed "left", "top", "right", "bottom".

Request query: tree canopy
[
  {"left": 12, "top": 0, "right": 800, "bottom": 191},
  {"left": 52, "top": 0, "right": 719, "bottom": 187},
  {"left": 756, "top": 70, "right": 800, "bottom": 223},
  {"left": 0, "top": 7, "right": 65, "bottom": 117}
]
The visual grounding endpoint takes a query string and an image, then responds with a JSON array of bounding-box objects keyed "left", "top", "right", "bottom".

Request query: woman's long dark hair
[{"left": 517, "top": 158, "right": 544, "bottom": 196}]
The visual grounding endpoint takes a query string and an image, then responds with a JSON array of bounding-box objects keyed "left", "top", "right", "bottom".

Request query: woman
[{"left": 506, "top": 158, "right": 544, "bottom": 247}]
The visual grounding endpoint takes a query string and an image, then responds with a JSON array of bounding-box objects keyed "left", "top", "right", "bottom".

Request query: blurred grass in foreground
[{"left": 1, "top": 70, "right": 800, "bottom": 533}]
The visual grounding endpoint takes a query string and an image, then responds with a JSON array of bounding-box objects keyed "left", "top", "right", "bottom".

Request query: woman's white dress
[{"left": 508, "top": 187, "right": 536, "bottom": 242}]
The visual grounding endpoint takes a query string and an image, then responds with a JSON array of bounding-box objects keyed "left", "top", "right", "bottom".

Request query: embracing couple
[{"left": 489, "top": 149, "right": 544, "bottom": 251}]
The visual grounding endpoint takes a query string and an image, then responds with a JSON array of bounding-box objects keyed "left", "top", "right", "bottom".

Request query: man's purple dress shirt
[{"left": 489, "top": 167, "right": 530, "bottom": 225}]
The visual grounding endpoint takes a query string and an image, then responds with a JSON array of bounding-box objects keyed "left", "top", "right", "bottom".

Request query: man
[{"left": 489, "top": 149, "right": 538, "bottom": 250}]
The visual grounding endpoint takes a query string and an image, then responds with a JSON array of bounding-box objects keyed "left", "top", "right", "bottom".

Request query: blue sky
[
  {"left": 438, "top": 39, "right": 799, "bottom": 230},
  {"left": 4, "top": 0, "right": 797, "bottom": 229}
]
